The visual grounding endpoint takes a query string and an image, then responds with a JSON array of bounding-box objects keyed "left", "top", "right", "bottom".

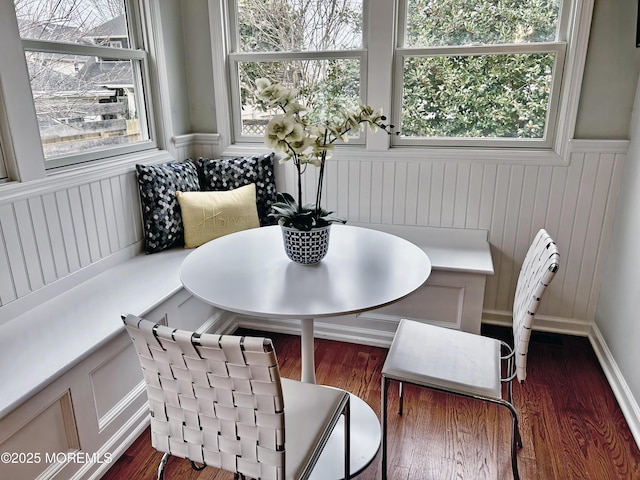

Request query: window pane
[
  {"left": 25, "top": 51, "right": 146, "bottom": 159},
  {"left": 238, "top": 59, "right": 360, "bottom": 136},
  {"left": 401, "top": 53, "right": 555, "bottom": 138},
  {"left": 15, "top": 0, "right": 129, "bottom": 46},
  {"left": 237, "top": 0, "right": 362, "bottom": 52},
  {"left": 405, "top": 0, "right": 560, "bottom": 47}
]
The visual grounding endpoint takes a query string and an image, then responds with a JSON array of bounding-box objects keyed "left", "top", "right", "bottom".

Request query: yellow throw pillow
[{"left": 176, "top": 184, "right": 260, "bottom": 248}]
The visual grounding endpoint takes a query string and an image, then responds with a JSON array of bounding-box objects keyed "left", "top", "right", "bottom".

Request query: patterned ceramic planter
[{"left": 280, "top": 224, "right": 331, "bottom": 265}]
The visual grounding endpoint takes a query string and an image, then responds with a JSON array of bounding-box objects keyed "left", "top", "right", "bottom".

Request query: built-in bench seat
[
  {"left": 355, "top": 223, "right": 494, "bottom": 275},
  {"left": 0, "top": 248, "right": 191, "bottom": 419},
  {"left": 0, "top": 247, "right": 227, "bottom": 480},
  {"left": 0, "top": 223, "right": 493, "bottom": 419},
  {"left": 357, "top": 223, "right": 494, "bottom": 335}
]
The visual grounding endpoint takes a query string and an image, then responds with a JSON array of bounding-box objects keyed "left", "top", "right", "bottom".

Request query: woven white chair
[
  {"left": 122, "top": 314, "right": 350, "bottom": 480},
  {"left": 381, "top": 229, "right": 559, "bottom": 480}
]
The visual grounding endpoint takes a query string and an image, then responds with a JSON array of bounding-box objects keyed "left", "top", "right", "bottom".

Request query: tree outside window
[
  {"left": 398, "top": 0, "right": 563, "bottom": 143},
  {"left": 229, "top": 0, "right": 568, "bottom": 148},
  {"left": 230, "top": 0, "right": 364, "bottom": 138},
  {"left": 14, "top": 0, "right": 151, "bottom": 168}
]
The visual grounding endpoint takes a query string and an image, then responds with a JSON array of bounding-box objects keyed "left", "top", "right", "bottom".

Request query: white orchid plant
[{"left": 255, "top": 78, "right": 396, "bottom": 230}]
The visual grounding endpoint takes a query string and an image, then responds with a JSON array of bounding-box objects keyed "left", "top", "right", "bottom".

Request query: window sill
[
  {"left": 220, "top": 142, "right": 569, "bottom": 166},
  {"left": 0, "top": 148, "right": 174, "bottom": 205}
]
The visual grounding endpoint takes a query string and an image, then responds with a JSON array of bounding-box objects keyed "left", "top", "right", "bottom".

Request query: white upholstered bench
[
  {"left": 0, "top": 248, "right": 223, "bottom": 480},
  {"left": 357, "top": 223, "right": 494, "bottom": 334}
]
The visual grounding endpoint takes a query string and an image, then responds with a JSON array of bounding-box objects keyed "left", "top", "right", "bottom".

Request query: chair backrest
[
  {"left": 512, "top": 229, "right": 560, "bottom": 382},
  {"left": 123, "top": 314, "right": 286, "bottom": 480}
]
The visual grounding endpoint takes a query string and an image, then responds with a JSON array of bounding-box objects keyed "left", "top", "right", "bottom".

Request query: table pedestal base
[
  {"left": 301, "top": 318, "right": 316, "bottom": 384},
  {"left": 310, "top": 392, "right": 381, "bottom": 479}
]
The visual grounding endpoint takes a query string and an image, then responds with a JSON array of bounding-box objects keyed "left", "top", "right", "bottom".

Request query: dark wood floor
[{"left": 102, "top": 327, "right": 640, "bottom": 480}]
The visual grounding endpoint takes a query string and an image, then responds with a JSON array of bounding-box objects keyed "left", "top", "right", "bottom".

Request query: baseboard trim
[
  {"left": 196, "top": 309, "right": 236, "bottom": 335},
  {"left": 74, "top": 402, "right": 150, "bottom": 480},
  {"left": 235, "top": 315, "right": 396, "bottom": 348},
  {"left": 482, "top": 309, "right": 593, "bottom": 336},
  {"left": 234, "top": 311, "right": 595, "bottom": 345},
  {"left": 589, "top": 324, "right": 640, "bottom": 449}
]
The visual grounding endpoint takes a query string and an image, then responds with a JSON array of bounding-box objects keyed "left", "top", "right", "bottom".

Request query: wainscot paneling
[
  {"left": 270, "top": 141, "right": 627, "bottom": 333},
  {"left": 0, "top": 170, "right": 143, "bottom": 316},
  {"left": 0, "top": 138, "right": 627, "bottom": 334}
]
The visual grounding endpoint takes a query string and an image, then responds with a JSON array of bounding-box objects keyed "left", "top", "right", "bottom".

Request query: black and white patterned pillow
[
  {"left": 197, "top": 153, "right": 277, "bottom": 226},
  {"left": 136, "top": 160, "right": 200, "bottom": 253}
]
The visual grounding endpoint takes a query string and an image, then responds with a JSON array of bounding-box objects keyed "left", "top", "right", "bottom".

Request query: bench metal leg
[
  {"left": 344, "top": 397, "right": 351, "bottom": 480},
  {"left": 157, "top": 452, "right": 169, "bottom": 480},
  {"left": 381, "top": 376, "right": 390, "bottom": 480}
]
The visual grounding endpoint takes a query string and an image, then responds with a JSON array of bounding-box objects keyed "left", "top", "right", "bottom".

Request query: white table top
[{"left": 180, "top": 224, "right": 431, "bottom": 320}]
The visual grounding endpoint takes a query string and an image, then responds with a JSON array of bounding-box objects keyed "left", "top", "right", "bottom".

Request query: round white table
[{"left": 180, "top": 224, "right": 431, "bottom": 478}]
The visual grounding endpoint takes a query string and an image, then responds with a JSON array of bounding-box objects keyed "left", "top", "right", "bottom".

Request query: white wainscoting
[
  {"left": 0, "top": 139, "right": 628, "bottom": 335},
  {"left": 178, "top": 135, "right": 628, "bottom": 334},
  {"left": 304, "top": 148, "right": 625, "bottom": 333},
  {"left": 0, "top": 169, "right": 144, "bottom": 321}
]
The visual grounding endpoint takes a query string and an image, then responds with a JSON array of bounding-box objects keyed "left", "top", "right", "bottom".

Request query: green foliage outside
[
  {"left": 405, "top": 0, "right": 559, "bottom": 46},
  {"left": 402, "top": 53, "right": 555, "bottom": 138},
  {"left": 237, "top": 0, "right": 561, "bottom": 139}
]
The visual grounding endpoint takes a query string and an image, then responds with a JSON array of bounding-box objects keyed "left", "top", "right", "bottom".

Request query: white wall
[
  {"left": 180, "top": 0, "right": 217, "bottom": 133},
  {"left": 174, "top": 137, "right": 628, "bottom": 334},
  {"left": 574, "top": 0, "right": 640, "bottom": 139},
  {"left": 595, "top": 75, "right": 640, "bottom": 427},
  {"left": 575, "top": 0, "right": 640, "bottom": 139}
]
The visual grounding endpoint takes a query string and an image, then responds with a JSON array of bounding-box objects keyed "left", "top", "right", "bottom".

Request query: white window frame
[
  {"left": 211, "top": 0, "right": 594, "bottom": 164},
  {"left": 392, "top": 44, "right": 566, "bottom": 149},
  {"left": 392, "top": 0, "right": 570, "bottom": 149},
  {"left": 5, "top": 0, "right": 158, "bottom": 173},
  {"left": 225, "top": 0, "right": 369, "bottom": 146}
]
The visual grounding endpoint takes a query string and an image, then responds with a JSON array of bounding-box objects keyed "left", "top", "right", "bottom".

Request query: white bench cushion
[{"left": 0, "top": 248, "right": 191, "bottom": 418}]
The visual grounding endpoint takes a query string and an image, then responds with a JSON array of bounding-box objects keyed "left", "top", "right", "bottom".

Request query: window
[
  {"left": 394, "top": 0, "right": 568, "bottom": 148},
  {"left": 219, "top": 0, "right": 587, "bottom": 154},
  {"left": 227, "top": 0, "right": 365, "bottom": 143},
  {"left": 14, "top": 0, "right": 154, "bottom": 169}
]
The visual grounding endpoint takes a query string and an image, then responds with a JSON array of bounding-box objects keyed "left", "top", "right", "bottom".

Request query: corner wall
[{"left": 594, "top": 74, "right": 640, "bottom": 445}]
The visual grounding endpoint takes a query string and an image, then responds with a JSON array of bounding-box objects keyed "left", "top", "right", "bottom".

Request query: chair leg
[
  {"left": 344, "top": 397, "right": 351, "bottom": 480},
  {"left": 398, "top": 381, "right": 404, "bottom": 416},
  {"left": 510, "top": 384, "right": 523, "bottom": 450},
  {"left": 157, "top": 452, "right": 170, "bottom": 480},
  {"left": 504, "top": 405, "right": 521, "bottom": 480},
  {"left": 515, "top": 420, "right": 523, "bottom": 449},
  {"left": 506, "top": 379, "right": 523, "bottom": 450},
  {"left": 381, "top": 376, "right": 389, "bottom": 480}
]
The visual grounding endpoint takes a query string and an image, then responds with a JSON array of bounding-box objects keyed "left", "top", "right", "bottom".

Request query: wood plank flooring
[{"left": 102, "top": 327, "right": 640, "bottom": 480}]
